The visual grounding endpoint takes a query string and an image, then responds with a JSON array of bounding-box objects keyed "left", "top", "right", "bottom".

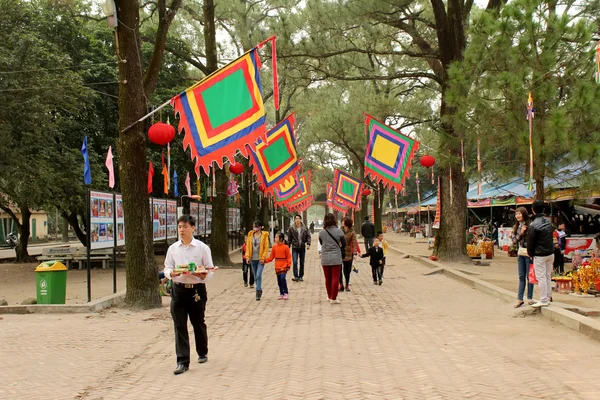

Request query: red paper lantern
[
  {"left": 148, "top": 122, "right": 176, "bottom": 146},
  {"left": 229, "top": 163, "right": 244, "bottom": 175},
  {"left": 419, "top": 155, "right": 435, "bottom": 169},
  {"left": 362, "top": 188, "right": 372, "bottom": 197},
  {"left": 258, "top": 183, "right": 266, "bottom": 192}
]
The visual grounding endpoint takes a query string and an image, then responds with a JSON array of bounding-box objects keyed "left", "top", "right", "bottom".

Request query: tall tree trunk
[
  {"left": 16, "top": 206, "right": 31, "bottom": 262},
  {"left": 434, "top": 89, "right": 469, "bottom": 261},
  {"left": 60, "top": 210, "right": 87, "bottom": 245},
  {"left": 241, "top": 162, "right": 256, "bottom": 233},
  {"left": 115, "top": 1, "right": 160, "bottom": 309},
  {"left": 203, "top": 0, "right": 231, "bottom": 265},
  {"left": 62, "top": 217, "right": 69, "bottom": 243}
]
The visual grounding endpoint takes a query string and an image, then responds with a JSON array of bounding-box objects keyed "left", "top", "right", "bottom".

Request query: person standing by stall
[{"left": 528, "top": 201, "right": 555, "bottom": 308}]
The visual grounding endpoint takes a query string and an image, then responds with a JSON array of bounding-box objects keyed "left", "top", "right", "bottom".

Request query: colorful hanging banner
[
  {"left": 332, "top": 169, "right": 363, "bottom": 210},
  {"left": 248, "top": 113, "right": 299, "bottom": 196},
  {"left": 147, "top": 161, "right": 154, "bottom": 194},
  {"left": 363, "top": 113, "right": 419, "bottom": 192},
  {"left": 273, "top": 173, "right": 301, "bottom": 207},
  {"left": 287, "top": 171, "right": 312, "bottom": 210},
  {"left": 171, "top": 47, "right": 267, "bottom": 176}
]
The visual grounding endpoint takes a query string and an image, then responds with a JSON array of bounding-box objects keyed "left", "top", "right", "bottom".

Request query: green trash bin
[{"left": 35, "top": 261, "right": 68, "bottom": 304}]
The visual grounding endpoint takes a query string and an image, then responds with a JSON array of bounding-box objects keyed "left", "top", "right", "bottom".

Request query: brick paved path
[{"left": 2, "top": 243, "right": 600, "bottom": 399}]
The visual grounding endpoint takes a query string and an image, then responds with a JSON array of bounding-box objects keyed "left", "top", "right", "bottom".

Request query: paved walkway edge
[
  {"left": 389, "top": 246, "right": 600, "bottom": 343},
  {"left": 0, "top": 291, "right": 125, "bottom": 314}
]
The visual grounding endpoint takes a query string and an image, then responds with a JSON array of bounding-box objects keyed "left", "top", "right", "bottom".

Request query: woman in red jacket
[{"left": 265, "top": 232, "right": 292, "bottom": 300}]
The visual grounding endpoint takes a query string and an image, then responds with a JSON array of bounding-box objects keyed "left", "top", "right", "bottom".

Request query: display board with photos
[
  {"left": 149, "top": 198, "right": 178, "bottom": 241},
  {"left": 90, "top": 191, "right": 116, "bottom": 250},
  {"left": 166, "top": 200, "right": 177, "bottom": 239},
  {"left": 115, "top": 194, "right": 125, "bottom": 247},
  {"left": 227, "top": 208, "right": 241, "bottom": 232}
]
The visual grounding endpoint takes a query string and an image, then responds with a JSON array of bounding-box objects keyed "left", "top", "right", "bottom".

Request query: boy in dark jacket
[{"left": 361, "top": 238, "right": 385, "bottom": 285}]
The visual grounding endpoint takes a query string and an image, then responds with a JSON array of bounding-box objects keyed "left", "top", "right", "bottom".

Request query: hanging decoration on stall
[
  {"left": 147, "top": 161, "right": 154, "bottom": 194},
  {"left": 431, "top": 176, "right": 442, "bottom": 229},
  {"left": 81, "top": 136, "right": 92, "bottom": 185},
  {"left": 171, "top": 46, "right": 269, "bottom": 176},
  {"left": 461, "top": 139, "right": 465, "bottom": 173},
  {"left": 477, "top": 136, "right": 482, "bottom": 196},
  {"left": 595, "top": 41, "right": 600, "bottom": 84},
  {"left": 332, "top": 169, "right": 363, "bottom": 210},
  {"left": 416, "top": 172, "right": 421, "bottom": 204},
  {"left": 229, "top": 162, "right": 244, "bottom": 175},
  {"left": 105, "top": 146, "right": 115, "bottom": 189},
  {"left": 450, "top": 167, "right": 454, "bottom": 205},
  {"left": 363, "top": 113, "right": 419, "bottom": 192},
  {"left": 526, "top": 92, "right": 535, "bottom": 191},
  {"left": 161, "top": 151, "right": 169, "bottom": 194},
  {"left": 173, "top": 170, "right": 178, "bottom": 197},
  {"left": 248, "top": 113, "right": 299, "bottom": 196}
]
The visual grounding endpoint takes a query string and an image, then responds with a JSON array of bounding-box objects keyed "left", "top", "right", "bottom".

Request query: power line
[
  {"left": 0, "top": 61, "right": 118, "bottom": 75},
  {"left": 0, "top": 81, "right": 120, "bottom": 93}
]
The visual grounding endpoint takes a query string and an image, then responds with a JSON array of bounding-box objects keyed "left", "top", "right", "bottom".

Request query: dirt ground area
[{"left": 0, "top": 251, "right": 243, "bottom": 306}]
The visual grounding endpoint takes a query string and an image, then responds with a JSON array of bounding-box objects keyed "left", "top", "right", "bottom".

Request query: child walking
[
  {"left": 376, "top": 231, "right": 388, "bottom": 278},
  {"left": 361, "top": 239, "right": 385, "bottom": 285},
  {"left": 241, "top": 242, "right": 255, "bottom": 288},
  {"left": 265, "top": 232, "right": 292, "bottom": 300}
]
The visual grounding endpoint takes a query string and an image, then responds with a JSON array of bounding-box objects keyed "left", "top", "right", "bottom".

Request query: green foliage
[{"left": 449, "top": 0, "right": 600, "bottom": 184}]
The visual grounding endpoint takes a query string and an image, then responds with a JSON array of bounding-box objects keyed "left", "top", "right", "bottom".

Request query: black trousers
[
  {"left": 340, "top": 259, "right": 353, "bottom": 287},
  {"left": 371, "top": 265, "right": 383, "bottom": 282},
  {"left": 242, "top": 259, "right": 255, "bottom": 285},
  {"left": 170, "top": 283, "right": 208, "bottom": 366},
  {"left": 553, "top": 249, "right": 564, "bottom": 274}
]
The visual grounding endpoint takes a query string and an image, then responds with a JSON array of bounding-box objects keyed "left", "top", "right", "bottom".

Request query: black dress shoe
[
  {"left": 173, "top": 364, "right": 189, "bottom": 375},
  {"left": 198, "top": 356, "right": 208, "bottom": 363}
]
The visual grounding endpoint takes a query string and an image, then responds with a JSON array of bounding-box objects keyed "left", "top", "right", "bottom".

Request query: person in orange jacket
[
  {"left": 245, "top": 221, "right": 270, "bottom": 301},
  {"left": 265, "top": 232, "right": 292, "bottom": 300}
]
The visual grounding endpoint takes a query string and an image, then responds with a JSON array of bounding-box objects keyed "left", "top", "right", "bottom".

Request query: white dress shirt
[{"left": 164, "top": 238, "right": 214, "bottom": 282}]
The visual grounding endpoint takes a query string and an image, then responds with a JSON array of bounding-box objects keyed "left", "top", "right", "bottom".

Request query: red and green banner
[
  {"left": 171, "top": 48, "right": 267, "bottom": 176},
  {"left": 248, "top": 113, "right": 299, "bottom": 196},
  {"left": 332, "top": 169, "right": 363, "bottom": 210}
]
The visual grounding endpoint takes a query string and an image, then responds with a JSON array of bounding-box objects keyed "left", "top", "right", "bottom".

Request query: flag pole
[{"left": 120, "top": 99, "right": 171, "bottom": 133}]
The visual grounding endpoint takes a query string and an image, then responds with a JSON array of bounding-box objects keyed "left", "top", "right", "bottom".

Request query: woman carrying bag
[
  {"left": 318, "top": 213, "right": 346, "bottom": 304},
  {"left": 513, "top": 207, "right": 534, "bottom": 308},
  {"left": 245, "top": 221, "right": 270, "bottom": 301}
]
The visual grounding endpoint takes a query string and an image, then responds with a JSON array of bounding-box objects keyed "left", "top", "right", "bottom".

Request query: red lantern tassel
[{"left": 461, "top": 139, "right": 465, "bottom": 173}]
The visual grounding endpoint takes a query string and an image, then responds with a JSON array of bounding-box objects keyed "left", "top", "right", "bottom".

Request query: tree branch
[
  {"left": 143, "top": 0, "right": 183, "bottom": 95},
  {"left": 0, "top": 204, "right": 21, "bottom": 229}
]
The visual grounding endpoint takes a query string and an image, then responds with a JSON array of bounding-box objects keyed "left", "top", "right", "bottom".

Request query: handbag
[
  {"left": 518, "top": 247, "right": 529, "bottom": 257},
  {"left": 528, "top": 264, "right": 538, "bottom": 284},
  {"left": 324, "top": 228, "right": 344, "bottom": 258}
]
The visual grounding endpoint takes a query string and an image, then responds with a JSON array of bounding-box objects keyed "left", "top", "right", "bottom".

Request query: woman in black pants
[{"left": 339, "top": 217, "right": 359, "bottom": 292}]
